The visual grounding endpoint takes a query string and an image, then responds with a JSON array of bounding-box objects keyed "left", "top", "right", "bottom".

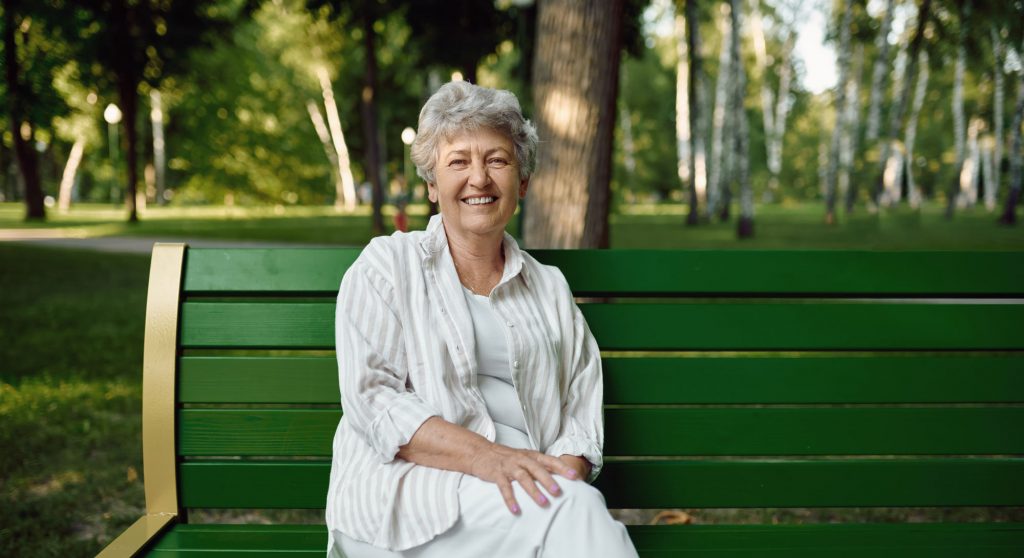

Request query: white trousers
[{"left": 330, "top": 473, "right": 638, "bottom": 558}]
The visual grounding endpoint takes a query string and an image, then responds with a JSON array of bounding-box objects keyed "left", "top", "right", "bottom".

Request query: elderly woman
[{"left": 326, "top": 81, "right": 638, "bottom": 558}]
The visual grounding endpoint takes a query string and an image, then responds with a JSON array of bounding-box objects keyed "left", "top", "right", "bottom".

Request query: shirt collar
[{"left": 419, "top": 213, "right": 530, "bottom": 285}]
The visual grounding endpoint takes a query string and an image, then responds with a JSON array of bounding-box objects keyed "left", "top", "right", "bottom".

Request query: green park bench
[{"left": 99, "top": 244, "right": 1024, "bottom": 557}]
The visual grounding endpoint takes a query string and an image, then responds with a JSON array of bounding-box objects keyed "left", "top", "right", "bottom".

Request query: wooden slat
[
  {"left": 603, "top": 355, "right": 1024, "bottom": 404},
  {"left": 178, "top": 459, "right": 1024, "bottom": 509},
  {"left": 179, "top": 355, "right": 1024, "bottom": 405},
  {"left": 624, "top": 523, "right": 1024, "bottom": 557},
  {"left": 178, "top": 408, "right": 1024, "bottom": 457},
  {"left": 146, "top": 523, "right": 1024, "bottom": 558},
  {"left": 181, "top": 248, "right": 1024, "bottom": 296},
  {"left": 180, "top": 301, "right": 1024, "bottom": 350},
  {"left": 179, "top": 357, "right": 338, "bottom": 404},
  {"left": 184, "top": 248, "right": 359, "bottom": 294},
  {"left": 594, "top": 459, "right": 1024, "bottom": 509}
]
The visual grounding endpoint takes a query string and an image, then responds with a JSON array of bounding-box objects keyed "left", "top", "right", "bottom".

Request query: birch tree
[
  {"left": 730, "top": 0, "right": 753, "bottom": 237},
  {"left": 524, "top": 0, "right": 625, "bottom": 248},
  {"left": 998, "top": 62, "right": 1023, "bottom": 224},
  {"left": 903, "top": 49, "right": 929, "bottom": 207},
  {"left": 314, "top": 67, "right": 357, "bottom": 211},
  {"left": 825, "top": 0, "right": 855, "bottom": 224},
  {"left": 706, "top": 2, "right": 733, "bottom": 220},
  {"left": 854, "top": 0, "right": 896, "bottom": 211},
  {"left": 873, "top": 0, "right": 932, "bottom": 206},
  {"left": 991, "top": 25, "right": 1005, "bottom": 196},
  {"left": 682, "top": 0, "right": 707, "bottom": 224},
  {"left": 838, "top": 45, "right": 864, "bottom": 209},
  {"left": 946, "top": 0, "right": 971, "bottom": 218},
  {"left": 752, "top": 0, "right": 799, "bottom": 203}
]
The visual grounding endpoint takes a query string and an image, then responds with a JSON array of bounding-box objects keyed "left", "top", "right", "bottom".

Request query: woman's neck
[{"left": 445, "top": 226, "right": 504, "bottom": 295}]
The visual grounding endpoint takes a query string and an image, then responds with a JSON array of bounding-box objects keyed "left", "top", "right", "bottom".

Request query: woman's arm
[{"left": 397, "top": 416, "right": 581, "bottom": 515}]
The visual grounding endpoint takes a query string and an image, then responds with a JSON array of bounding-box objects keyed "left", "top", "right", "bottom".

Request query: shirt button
[
  {"left": 506, "top": 321, "right": 514, "bottom": 328},
  {"left": 456, "top": 345, "right": 462, "bottom": 353},
  {"left": 512, "top": 360, "right": 519, "bottom": 369}
]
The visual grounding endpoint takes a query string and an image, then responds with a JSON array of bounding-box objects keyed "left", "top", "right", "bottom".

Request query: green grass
[
  {"left": 0, "top": 246, "right": 148, "bottom": 558},
  {"left": 2, "top": 200, "right": 1022, "bottom": 249}
]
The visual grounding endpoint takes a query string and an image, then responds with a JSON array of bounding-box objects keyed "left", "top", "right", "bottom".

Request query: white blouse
[
  {"left": 462, "top": 286, "right": 531, "bottom": 450},
  {"left": 326, "top": 214, "right": 604, "bottom": 551}
]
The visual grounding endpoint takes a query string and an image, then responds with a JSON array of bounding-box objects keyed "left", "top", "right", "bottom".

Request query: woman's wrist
[{"left": 557, "top": 454, "right": 591, "bottom": 479}]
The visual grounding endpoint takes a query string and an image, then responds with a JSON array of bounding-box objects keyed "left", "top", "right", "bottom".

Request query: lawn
[
  {"left": 2, "top": 200, "right": 1022, "bottom": 249},
  {"left": 1, "top": 201, "right": 1022, "bottom": 556},
  {"left": 0, "top": 246, "right": 148, "bottom": 557}
]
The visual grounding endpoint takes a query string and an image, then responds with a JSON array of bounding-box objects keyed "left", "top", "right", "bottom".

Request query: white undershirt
[{"left": 462, "top": 286, "right": 531, "bottom": 450}]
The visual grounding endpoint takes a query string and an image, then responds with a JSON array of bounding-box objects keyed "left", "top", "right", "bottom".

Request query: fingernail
[
  {"left": 539, "top": 495, "right": 548, "bottom": 506},
  {"left": 511, "top": 504, "right": 520, "bottom": 514},
  {"left": 567, "top": 470, "right": 578, "bottom": 479},
  {"left": 550, "top": 483, "right": 560, "bottom": 494}
]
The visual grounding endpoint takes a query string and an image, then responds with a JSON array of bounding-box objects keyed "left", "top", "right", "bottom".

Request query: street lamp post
[
  {"left": 103, "top": 103, "right": 123, "bottom": 205},
  {"left": 401, "top": 127, "right": 416, "bottom": 198}
]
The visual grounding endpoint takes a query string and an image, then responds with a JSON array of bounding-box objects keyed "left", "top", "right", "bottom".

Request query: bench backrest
[{"left": 141, "top": 246, "right": 1024, "bottom": 519}]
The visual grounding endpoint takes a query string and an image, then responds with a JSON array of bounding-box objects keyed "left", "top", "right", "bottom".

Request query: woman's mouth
[{"left": 462, "top": 196, "right": 497, "bottom": 206}]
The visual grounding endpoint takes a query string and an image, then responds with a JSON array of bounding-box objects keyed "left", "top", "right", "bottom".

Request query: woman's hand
[{"left": 468, "top": 444, "right": 580, "bottom": 515}]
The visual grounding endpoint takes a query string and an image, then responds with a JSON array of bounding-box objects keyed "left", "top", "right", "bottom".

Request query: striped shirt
[{"left": 325, "top": 214, "right": 604, "bottom": 551}]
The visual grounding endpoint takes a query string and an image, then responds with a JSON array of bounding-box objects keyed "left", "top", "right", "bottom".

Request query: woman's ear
[
  {"left": 519, "top": 177, "right": 530, "bottom": 199},
  {"left": 427, "top": 182, "right": 438, "bottom": 203}
]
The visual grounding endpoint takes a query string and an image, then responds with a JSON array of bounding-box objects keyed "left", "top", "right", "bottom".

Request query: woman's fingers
[
  {"left": 497, "top": 478, "right": 520, "bottom": 515},
  {"left": 538, "top": 453, "right": 579, "bottom": 480}
]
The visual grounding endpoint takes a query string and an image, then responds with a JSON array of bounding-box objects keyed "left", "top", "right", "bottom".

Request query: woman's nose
[{"left": 467, "top": 160, "right": 490, "bottom": 188}]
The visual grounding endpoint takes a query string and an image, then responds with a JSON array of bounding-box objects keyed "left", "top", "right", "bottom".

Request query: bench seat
[{"left": 146, "top": 522, "right": 1024, "bottom": 557}]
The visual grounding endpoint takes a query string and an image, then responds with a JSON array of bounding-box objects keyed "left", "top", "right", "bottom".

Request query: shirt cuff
[
  {"left": 367, "top": 392, "right": 438, "bottom": 463},
  {"left": 545, "top": 436, "right": 603, "bottom": 483}
]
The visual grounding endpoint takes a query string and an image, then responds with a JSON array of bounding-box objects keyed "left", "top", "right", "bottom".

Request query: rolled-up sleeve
[
  {"left": 545, "top": 292, "right": 605, "bottom": 483},
  {"left": 336, "top": 255, "right": 438, "bottom": 463}
]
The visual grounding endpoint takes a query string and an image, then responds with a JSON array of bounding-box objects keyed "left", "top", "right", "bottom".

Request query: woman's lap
[{"left": 332, "top": 474, "right": 637, "bottom": 557}]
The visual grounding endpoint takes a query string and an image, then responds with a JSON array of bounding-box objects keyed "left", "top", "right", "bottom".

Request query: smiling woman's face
[{"left": 428, "top": 127, "right": 528, "bottom": 243}]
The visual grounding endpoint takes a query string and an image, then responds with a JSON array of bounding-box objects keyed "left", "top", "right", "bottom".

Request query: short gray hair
[{"left": 411, "top": 81, "right": 538, "bottom": 184}]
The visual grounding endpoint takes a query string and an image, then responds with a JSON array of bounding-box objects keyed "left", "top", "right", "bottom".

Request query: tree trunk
[
  {"left": 361, "top": 8, "right": 384, "bottom": 235},
  {"left": 750, "top": 0, "right": 774, "bottom": 170},
  {"left": 838, "top": 45, "right": 863, "bottom": 210},
  {"left": 768, "top": 31, "right": 795, "bottom": 202},
  {"left": 991, "top": 26, "right": 1004, "bottom": 196},
  {"left": 825, "top": 0, "right": 854, "bottom": 223},
  {"left": 118, "top": 73, "right": 139, "bottom": 222},
  {"left": 730, "top": 0, "right": 752, "bottom": 237},
  {"left": 903, "top": 49, "right": 929, "bottom": 208},
  {"left": 873, "top": 0, "right": 931, "bottom": 206},
  {"left": 945, "top": 0, "right": 970, "bottom": 218},
  {"left": 524, "top": 0, "right": 624, "bottom": 248},
  {"left": 3, "top": 0, "right": 45, "bottom": 220},
  {"left": 706, "top": 3, "right": 732, "bottom": 220},
  {"left": 998, "top": 68, "right": 1023, "bottom": 225},
  {"left": 57, "top": 139, "right": 85, "bottom": 212},
  {"left": 686, "top": 0, "right": 706, "bottom": 223},
  {"left": 864, "top": 0, "right": 895, "bottom": 145},
  {"left": 316, "top": 68, "right": 357, "bottom": 211},
  {"left": 854, "top": 0, "right": 895, "bottom": 211}
]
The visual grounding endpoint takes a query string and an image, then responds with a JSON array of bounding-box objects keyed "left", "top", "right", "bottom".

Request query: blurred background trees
[{"left": 1, "top": 0, "right": 1022, "bottom": 244}]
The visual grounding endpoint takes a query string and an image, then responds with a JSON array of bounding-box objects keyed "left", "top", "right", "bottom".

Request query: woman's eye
[
  {"left": 448, "top": 159, "right": 468, "bottom": 167},
  {"left": 488, "top": 158, "right": 509, "bottom": 167}
]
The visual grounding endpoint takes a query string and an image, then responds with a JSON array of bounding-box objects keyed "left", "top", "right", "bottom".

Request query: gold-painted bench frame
[{"left": 97, "top": 244, "right": 186, "bottom": 558}]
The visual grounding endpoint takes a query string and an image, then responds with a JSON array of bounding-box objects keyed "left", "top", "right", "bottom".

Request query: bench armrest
[{"left": 96, "top": 513, "right": 177, "bottom": 558}]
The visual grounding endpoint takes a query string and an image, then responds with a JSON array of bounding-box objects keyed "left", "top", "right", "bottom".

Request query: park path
[{"left": 0, "top": 230, "right": 334, "bottom": 254}]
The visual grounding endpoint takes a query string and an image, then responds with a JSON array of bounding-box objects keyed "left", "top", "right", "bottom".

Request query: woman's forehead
[{"left": 439, "top": 127, "right": 514, "bottom": 154}]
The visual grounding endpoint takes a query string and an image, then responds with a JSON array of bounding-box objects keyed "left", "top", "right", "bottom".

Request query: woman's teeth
[{"left": 464, "top": 197, "right": 496, "bottom": 205}]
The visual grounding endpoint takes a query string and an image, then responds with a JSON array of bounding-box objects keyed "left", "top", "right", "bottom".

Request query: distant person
[{"left": 327, "top": 81, "right": 637, "bottom": 557}]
